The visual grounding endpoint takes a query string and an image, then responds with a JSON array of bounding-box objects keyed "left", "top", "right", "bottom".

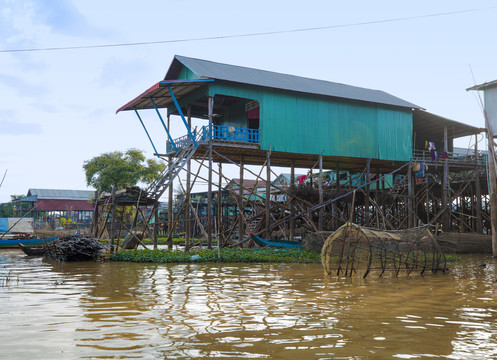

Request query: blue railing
[
  {"left": 166, "top": 133, "right": 194, "bottom": 153},
  {"left": 166, "top": 125, "right": 259, "bottom": 153},
  {"left": 201, "top": 124, "right": 259, "bottom": 143}
]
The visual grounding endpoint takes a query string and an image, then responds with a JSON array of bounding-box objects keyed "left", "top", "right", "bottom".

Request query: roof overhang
[
  {"left": 413, "top": 109, "right": 483, "bottom": 138},
  {"left": 467, "top": 80, "right": 497, "bottom": 91},
  {"left": 116, "top": 78, "right": 214, "bottom": 113}
]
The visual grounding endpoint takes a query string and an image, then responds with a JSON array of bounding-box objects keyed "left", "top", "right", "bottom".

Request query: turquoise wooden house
[
  {"left": 117, "top": 55, "right": 483, "bottom": 244},
  {"left": 118, "top": 55, "right": 478, "bottom": 173}
]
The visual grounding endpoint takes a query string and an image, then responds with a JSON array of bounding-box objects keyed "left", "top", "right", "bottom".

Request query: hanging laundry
[
  {"left": 298, "top": 175, "right": 306, "bottom": 184},
  {"left": 415, "top": 162, "right": 426, "bottom": 178}
]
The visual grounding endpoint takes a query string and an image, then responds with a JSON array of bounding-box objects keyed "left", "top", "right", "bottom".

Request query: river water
[{"left": 1, "top": 250, "right": 497, "bottom": 359}]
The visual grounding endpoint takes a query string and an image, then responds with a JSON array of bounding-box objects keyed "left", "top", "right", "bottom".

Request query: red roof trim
[
  {"left": 116, "top": 79, "right": 214, "bottom": 113},
  {"left": 116, "top": 81, "right": 161, "bottom": 114}
]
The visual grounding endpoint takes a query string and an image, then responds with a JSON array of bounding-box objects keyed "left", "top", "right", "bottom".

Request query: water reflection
[{"left": 1, "top": 250, "right": 497, "bottom": 359}]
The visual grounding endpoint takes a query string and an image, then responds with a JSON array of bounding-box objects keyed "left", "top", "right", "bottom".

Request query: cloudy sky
[{"left": 1, "top": 0, "right": 496, "bottom": 203}]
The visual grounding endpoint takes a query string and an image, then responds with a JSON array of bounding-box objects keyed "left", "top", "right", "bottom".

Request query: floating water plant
[{"left": 109, "top": 247, "right": 321, "bottom": 264}]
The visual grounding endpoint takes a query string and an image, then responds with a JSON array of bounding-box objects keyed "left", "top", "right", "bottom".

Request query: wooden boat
[
  {"left": 0, "top": 237, "right": 57, "bottom": 249},
  {"left": 250, "top": 233, "right": 302, "bottom": 249},
  {"left": 18, "top": 243, "right": 45, "bottom": 256}
]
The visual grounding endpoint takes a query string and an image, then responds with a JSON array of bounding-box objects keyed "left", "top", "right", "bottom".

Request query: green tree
[
  {"left": 0, "top": 195, "right": 25, "bottom": 218},
  {"left": 83, "top": 149, "right": 165, "bottom": 192}
]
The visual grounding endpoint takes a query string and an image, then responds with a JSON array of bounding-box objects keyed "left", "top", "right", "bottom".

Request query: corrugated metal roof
[
  {"left": 116, "top": 79, "right": 214, "bottom": 112},
  {"left": 467, "top": 80, "right": 497, "bottom": 91},
  {"left": 27, "top": 189, "right": 94, "bottom": 201},
  {"left": 413, "top": 109, "right": 481, "bottom": 138},
  {"left": 166, "top": 55, "right": 422, "bottom": 110}
]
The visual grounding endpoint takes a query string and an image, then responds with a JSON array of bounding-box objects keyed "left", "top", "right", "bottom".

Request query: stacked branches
[
  {"left": 321, "top": 223, "right": 446, "bottom": 278},
  {"left": 44, "top": 235, "right": 106, "bottom": 262}
]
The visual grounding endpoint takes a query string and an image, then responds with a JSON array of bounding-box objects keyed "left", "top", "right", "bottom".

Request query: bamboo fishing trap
[{"left": 321, "top": 223, "right": 446, "bottom": 278}]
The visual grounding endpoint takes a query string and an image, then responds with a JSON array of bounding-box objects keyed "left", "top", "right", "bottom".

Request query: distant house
[{"left": 14, "top": 189, "right": 95, "bottom": 228}]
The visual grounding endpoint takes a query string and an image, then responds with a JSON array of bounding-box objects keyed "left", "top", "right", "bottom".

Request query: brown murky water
[{"left": 1, "top": 250, "right": 497, "bottom": 359}]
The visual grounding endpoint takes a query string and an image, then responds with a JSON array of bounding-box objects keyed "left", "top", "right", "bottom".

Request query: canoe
[
  {"left": 0, "top": 237, "right": 57, "bottom": 249},
  {"left": 18, "top": 243, "right": 45, "bottom": 256},
  {"left": 250, "top": 233, "right": 302, "bottom": 249}
]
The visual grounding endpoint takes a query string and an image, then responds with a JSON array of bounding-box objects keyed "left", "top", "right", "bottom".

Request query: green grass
[{"left": 109, "top": 247, "right": 321, "bottom": 264}]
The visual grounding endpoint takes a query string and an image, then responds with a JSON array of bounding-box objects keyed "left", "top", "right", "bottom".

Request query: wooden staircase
[{"left": 147, "top": 136, "right": 199, "bottom": 202}]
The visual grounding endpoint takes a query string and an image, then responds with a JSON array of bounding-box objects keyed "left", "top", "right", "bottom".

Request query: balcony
[
  {"left": 201, "top": 124, "right": 259, "bottom": 144},
  {"left": 412, "top": 149, "right": 486, "bottom": 167},
  {"left": 167, "top": 125, "right": 259, "bottom": 153}
]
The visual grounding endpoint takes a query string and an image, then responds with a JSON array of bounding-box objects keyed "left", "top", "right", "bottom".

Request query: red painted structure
[{"left": 14, "top": 189, "right": 95, "bottom": 228}]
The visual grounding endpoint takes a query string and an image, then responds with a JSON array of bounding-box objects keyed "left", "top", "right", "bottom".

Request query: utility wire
[{"left": 0, "top": 7, "right": 492, "bottom": 54}]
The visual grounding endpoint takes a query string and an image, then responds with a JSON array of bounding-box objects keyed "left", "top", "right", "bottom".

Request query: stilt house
[{"left": 117, "top": 56, "right": 486, "bottom": 246}]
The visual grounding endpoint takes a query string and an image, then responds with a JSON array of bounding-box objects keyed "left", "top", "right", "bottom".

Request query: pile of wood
[
  {"left": 99, "top": 186, "right": 155, "bottom": 205},
  {"left": 44, "top": 235, "right": 106, "bottom": 262}
]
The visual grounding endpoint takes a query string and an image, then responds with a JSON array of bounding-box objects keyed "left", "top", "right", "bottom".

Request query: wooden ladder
[{"left": 241, "top": 216, "right": 262, "bottom": 244}]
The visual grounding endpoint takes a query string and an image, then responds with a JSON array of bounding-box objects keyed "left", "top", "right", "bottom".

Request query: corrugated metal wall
[
  {"left": 209, "top": 82, "right": 413, "bottom": 161},
  {"left": 484, "top": 87, "right": 497, "bottom": 137},
  {"left": 177, "top": 66, "right": 199, "bottom": 80}
]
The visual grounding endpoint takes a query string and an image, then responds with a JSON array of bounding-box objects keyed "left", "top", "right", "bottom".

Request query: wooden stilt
[
  {"left": 442, "top": 126, "right": 450, "bottom": 231},
  {"left": 239, "top": 156, "right": 244, "bottom": 245},
  {"left": 475, "top": 134, "right": 482, "bottom": 233},
  {"left": 110, "top": 185, "right": 116, "bottom": 252},
  {"left": 266, "top": 151, "right": 271, "bottom": 238},
  {"left": 365, "top": 158, "right": 371, "bottom": 227},
  {"left": 407, "top": 163, "right": 413, "bottom": 229},
  {"left": 207, "top": 96, "right": 214, "bottom": 249},
  {"left": 289, "top": 159, "right": 295, "bottom": 241},
  {"left": 318, "top": 154, "right": 324, "bottom": 230},
  {"left": 153, "top": 206, "right": 158, "bottom": 249},
  {"left": 375, "top": 168, "right": 379, "bottom": 228},
  {"left": 185, "top": 105, "right": 192, "bottom": 250},
  {"left": 218, "top": 163, "right": 223, "bottom": 246},
  {"left": 167, "top": 113, "right": 174, "bottom": 250}
]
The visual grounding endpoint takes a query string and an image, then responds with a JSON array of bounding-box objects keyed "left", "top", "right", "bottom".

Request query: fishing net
[{"left": 321, "top": 222, "right": 446, "bottom": 278}]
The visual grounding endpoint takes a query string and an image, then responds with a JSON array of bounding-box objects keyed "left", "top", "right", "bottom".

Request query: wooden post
[
  {"left": 239, "top": 156, "right": 244, "bottom": 243},
  {"left": 475, "top": 133, "right": 482, "bottom": 233},
  {"left": 289, "top": 159, "right": 295, "bottom": 241},
  {"left": 443, "top": 126, "right": 450, "bottom": 231},
  {"left": 365, "top": 158, "right": 371, "bottom": 227},
  {"left": 153, "top": 206, "right": 158, "bottom": 249},
  {"left": 318, "top": 155, "right": 324, "bottom": 230},
  {"left": 487, "top": 135, "right": 497, "bottom": 256},
  {"left": 265, "top": 151, "right": 271, "bottom": 238},
  {"left": 110, "top": 185, "right": 116, "bottom": 252},
  {"left": 336, "top": 162, "right": 340, "bottom": 189},
  {"left": 407, "top": 164, "right": 413, "bottom": 229},
  {"left": 207, "top": 96, "right": 214, "bottom": 249},
  {"left": 375, "top": 168, "right": 379, "bottom": 228},
  {"left": 185, "top": 105, "right": 191, "bottom": 251},
  {"left": 92, "top": 189, "right": 99, "bottom": 238},
  {"left": 167, "top": 113, "right": 174, "bottom": 250},
  {"left": 218, "top": 163, "right": 223, "bottom": 246}
]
